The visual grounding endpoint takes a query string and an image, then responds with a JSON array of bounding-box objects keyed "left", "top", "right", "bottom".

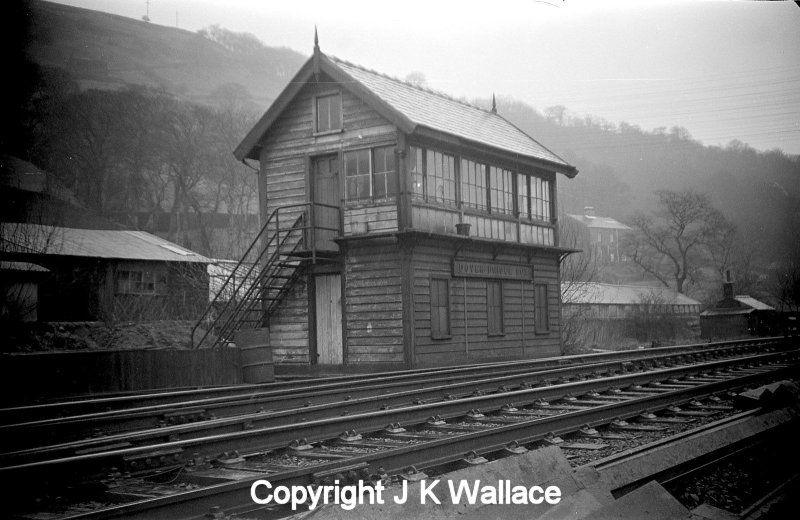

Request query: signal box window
[{"left": 315, "top": 93, "right": 342, "bottom": 133}]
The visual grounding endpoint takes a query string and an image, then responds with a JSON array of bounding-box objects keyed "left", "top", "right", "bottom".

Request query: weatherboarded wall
[
  {"left": 344, "top": 242, "right": 405, "bottom": 364},
  {"left": 410, "top": 240, "right": 561, "bottom": 367}
]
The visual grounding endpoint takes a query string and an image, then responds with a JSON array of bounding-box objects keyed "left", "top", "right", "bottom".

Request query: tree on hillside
[
  {"left": 624, "top": 190, "right": 733, "bottom": 294},
  {"left": 197, "top": 25, "right": 265, "bottom": 55},
  {"left": 774, "top": 247, "right": 800, "bottom": 312},
  {"left": 559, "top": 214, "right": 600, "bottom": 353}
]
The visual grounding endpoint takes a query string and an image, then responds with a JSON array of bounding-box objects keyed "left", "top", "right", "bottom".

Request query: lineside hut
[
  {"left": 1, "top": 223, "right": 211, "bottom": 323},
  {"left": 700, "top": 272, "right": 777, "bottom": 339},
  {"left": 232, "top": 37, "right": 578, "bottom": 370}
]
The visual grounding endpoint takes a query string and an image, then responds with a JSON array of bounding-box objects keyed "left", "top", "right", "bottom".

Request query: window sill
[
  {"left": 313, "top": 129, "right": 343, "bottom": 137},
  {"left": 487, "top": 332, "right": 506, "bottom": 338},
  {"left": 431, "top": 335, "right": 452, "bottom": 340}
]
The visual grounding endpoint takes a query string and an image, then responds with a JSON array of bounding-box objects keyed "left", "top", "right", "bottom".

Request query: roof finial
[
  {"left": 312, "top": 26, "right": 321, "bottom": 80},
  {"left": 491, "top": 93, "right": 497, "bottom": 113}
]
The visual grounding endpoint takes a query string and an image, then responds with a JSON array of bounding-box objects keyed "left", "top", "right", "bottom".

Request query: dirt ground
[{"left": 2, "top": 320, "right": 196, "bottom": 352}]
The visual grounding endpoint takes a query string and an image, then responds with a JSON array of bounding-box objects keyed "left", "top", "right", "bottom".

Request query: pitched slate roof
[
  {"left": 330, "top": 58, "right": 571, "bottom": 170},
  {"left": 734, "top": 296, "right": 774, "bottom": 311},
  {"left": 562, "top": 282, "right": 701, "bottom": 307},
  {"left": 0, "top": 223, "right": 210, "bottom": 263},
  {"left": 566, "top": 214, "right": 631, "bottom": 230},
  {"left": 235, "top": 51, "right": 576, "bottom": 176}
]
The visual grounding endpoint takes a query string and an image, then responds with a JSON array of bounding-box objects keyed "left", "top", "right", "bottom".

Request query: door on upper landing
[{"left": 311, "top": 154, "right": 340, "bottom": 252}]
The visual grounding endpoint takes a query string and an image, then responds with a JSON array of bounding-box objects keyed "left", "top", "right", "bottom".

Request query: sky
[{"left": 48, "top": 0, "right": 800, "bottom": 155}]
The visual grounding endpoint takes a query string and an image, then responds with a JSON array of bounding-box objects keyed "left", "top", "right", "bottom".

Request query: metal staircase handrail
[
  {"left": 191, "top": 202, "right": 342, "bottom": 349},
  {"left": 206, "top": 222, "right": 306, "bottom": 347},
  {"left": 192, "top": 203, "right": 308, "bottom": 349}
]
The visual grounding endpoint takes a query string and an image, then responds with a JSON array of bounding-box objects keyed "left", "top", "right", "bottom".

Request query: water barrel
[{"left": 235, "top": 328, "right": 274, "bottom": 383}]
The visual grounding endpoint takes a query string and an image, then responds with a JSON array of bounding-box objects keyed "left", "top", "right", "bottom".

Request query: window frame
[
  {"left": 408, "top": 144, "right": 554, "bottom": 225},
  {"left": 459, "top": 158, "right": 488, "bottom": 211},
  {"left": 313, "top": 91, "right": 343, "bottom": 135},
  {"left": 429, "top": 275, "right": 452, "bottom": 339},
  {"left": 344, "top": 144, "right": 397, "bottom": 203},
  {"left": 371, "top": 145, "right": 397, "bottom": 200},
  {"left": 487, "top": 280, "right": 505, "bottom": 336},
  {"left": 116, "top": 268, "right": 165, "bottom": 296}
]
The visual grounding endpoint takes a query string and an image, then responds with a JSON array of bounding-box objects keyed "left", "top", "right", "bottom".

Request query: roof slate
[
  {"left": 566, "top": 214, "right": 631, "bottom": 230},
  {"left": 734, "top": 296, "right": 774, "bottom": 311},
  {"left": 1, "top": 223, "right": 210, "bottom": 263},
  {"left": 332, "top": 57, "right": 571, "bottom": 169},
  {"left": 562, "top": 282, "right": 701, "bottom": 306}
]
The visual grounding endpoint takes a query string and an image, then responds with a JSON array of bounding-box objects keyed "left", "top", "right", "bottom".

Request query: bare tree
[
  {"left": 774, "top": 247, "right": 800, "bottom": 312},
  {"left": 559, "top": 214, "right": 600, "bottom": 353},
  {"left": 624, "top": 190, "right": 732, "bottom": 294}
]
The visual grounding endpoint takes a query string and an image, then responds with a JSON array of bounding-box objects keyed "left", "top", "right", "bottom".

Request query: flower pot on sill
[{"left": 455, "top": 223, "right": 471, "bottom": 236}]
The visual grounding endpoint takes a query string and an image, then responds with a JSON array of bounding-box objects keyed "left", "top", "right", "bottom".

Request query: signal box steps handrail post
[{"left": 191, "top": 203, "right": 341, "bottom": 350}]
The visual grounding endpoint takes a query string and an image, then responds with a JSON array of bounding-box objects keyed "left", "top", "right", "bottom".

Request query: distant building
[
  {"left": 700, "top": 272, "right": 776, "bottom": 339},
  {"left": 562, "top": 282, "right": 701, "bottom": 346},
  {"left": 565, "top": 207, "right": 631, "bottom": 264},
  {"left": 0, "top": 261, "right": 49, "bottom": 322},
  {"left": 563, "top": 282, "right": 701, "bottom": 318},
  {"left": 1, "top": 223, "right": 211, "bottom": 322}
]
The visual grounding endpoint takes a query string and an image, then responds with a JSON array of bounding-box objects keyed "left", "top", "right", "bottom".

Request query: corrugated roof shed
[
  {"left": 0, "top": 223, "right": 210, "bottom": 263},
  {"left": 566, "top": 214, "right": 631, "bottom": 230},
  {"left": 562, "top": 282, "right": 701, "bottom": 306},
  {"left": 331, "top": 57, "right": 570, "bottom": 169}
]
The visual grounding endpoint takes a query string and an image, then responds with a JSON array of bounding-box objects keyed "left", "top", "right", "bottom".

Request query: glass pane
[
  {"left": 316, "top": 97, "right": 329, "bottom": 131},
  {"left": 374, "top": 172, "right": 387, "bottom": 198},
  {"left": 385, "top": 170, "right": 397, "bottom": 196},
  {"left": 329, "top": 95, "right": 341, "bottom": 128}
]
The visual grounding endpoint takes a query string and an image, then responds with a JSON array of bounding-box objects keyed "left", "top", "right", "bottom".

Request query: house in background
[
  {"left": 1, "top": 261, "right": 49, "bottom": 322},
  {"left": 562, "top": 282, "right": 701, "bottom": 347},
  {"left": 203, "top": 39, "right": 579, "bottom": 369},
  {"left": 700, "top": 272, "right": 777, "bottom": 339},
  {"left": 565, "top": 207, "right": 631, "bottom": 265},
  {"left": 1, "top": 223, "right": 211, "bottom": 323}
]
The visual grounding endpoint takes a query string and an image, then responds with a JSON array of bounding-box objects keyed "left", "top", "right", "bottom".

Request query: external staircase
[{"left": 192, "top": 203, "right": 340, "bottom": 349}]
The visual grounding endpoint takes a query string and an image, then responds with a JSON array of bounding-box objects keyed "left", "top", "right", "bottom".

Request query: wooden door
[
  {"left": 315, "top": 274, "right": 343, "bottom": 364},
  {"left": 312, "top": 155, "right": 340, "bottom": 252}
]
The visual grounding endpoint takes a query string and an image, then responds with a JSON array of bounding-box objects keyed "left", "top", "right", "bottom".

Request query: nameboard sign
[{"left": 453, "top": 260, "right": 533, "bottom": 280}]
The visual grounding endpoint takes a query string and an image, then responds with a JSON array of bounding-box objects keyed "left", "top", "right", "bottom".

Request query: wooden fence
[{"left": 0, "top": 347, "right": 243, "bottom": 403}]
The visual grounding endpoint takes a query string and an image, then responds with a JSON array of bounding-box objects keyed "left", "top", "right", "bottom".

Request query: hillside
[
  {"left": 16, "top": 1, "right": 799, "bottom": 301},
  {"left": 27, "top": 1, "right": 305, "bottom": 108},
  {"left": 493, "top": 98, "right": 799, "bottom": 263}
]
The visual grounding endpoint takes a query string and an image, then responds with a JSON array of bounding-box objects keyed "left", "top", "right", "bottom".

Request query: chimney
[
  {"left": 584, "top": 206, "right": 595, "bottom": 219},
  {"left": 722, "top": 269, "right": 735, "bottom": 300}
]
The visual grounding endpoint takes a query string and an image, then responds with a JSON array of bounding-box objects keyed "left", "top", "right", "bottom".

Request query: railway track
[
  {"left": 0, "top": 337, "right": 781, "bottom": 425},
  {"left": 1, "top": 344, "right": 781, "bottom": 453},
  {"left": 5, "top": 338, "right": 799, "bottom": 519},
  {"left": 0, "top": 337, "right": 785, "bottom": 453}
]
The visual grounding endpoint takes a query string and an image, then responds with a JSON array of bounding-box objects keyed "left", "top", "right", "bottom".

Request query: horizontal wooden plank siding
[
  {"left": 410, "top": 241, "right": 561, "bottom": 366},
  {"left": 344, "top": 242, "right": 404, "bottom": 364},
  {"left": 411, "top": 205, "right": 554, "bottom": 246},
  {"left": 344, "top": 204, "right": 398, "bottom": 234},
  {"left": 258, "top": 73, "right": 397, "bottom": 218},
  {"left": 267, "top": 275, "right": 310, "bottom": 364}
]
